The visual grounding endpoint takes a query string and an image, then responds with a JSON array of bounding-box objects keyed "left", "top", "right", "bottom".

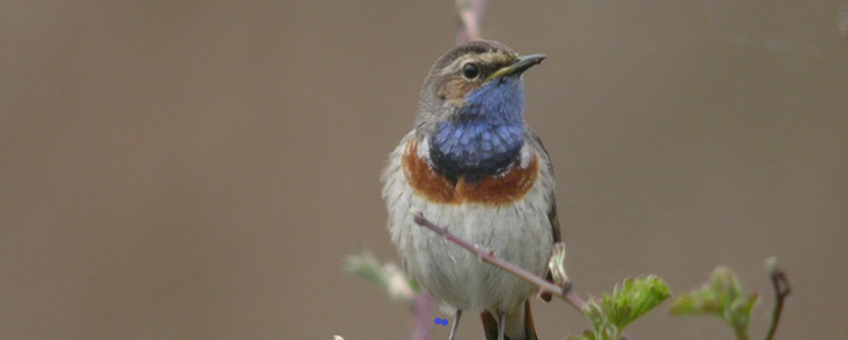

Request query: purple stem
[{"left": 411, "top": 292, "right": 435, "bottom": 340}]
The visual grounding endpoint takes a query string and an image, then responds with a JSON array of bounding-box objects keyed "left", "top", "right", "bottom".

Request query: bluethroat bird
[{"left": 382, "top": 40, "right": 561, "bottom": 340}]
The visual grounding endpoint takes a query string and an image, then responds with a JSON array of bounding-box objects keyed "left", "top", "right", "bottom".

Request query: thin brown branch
[
  {"left": 763, "top": 260, "right": 791, "bottom": 340},
  {"left": 412, "top": 213, "right": 585, "bottom": 311},
  {"left": 456, "top": 0, "right": 485, "bottom": 43}
]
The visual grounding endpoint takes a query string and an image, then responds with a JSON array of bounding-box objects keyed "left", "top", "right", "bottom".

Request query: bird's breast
[{"left": 401, "top": 140, "right": 538, "bottom": 206}]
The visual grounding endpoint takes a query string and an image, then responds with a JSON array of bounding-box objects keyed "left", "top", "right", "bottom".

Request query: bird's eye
[{"left": 461, "top": 63, "right": 480, "bottom": 79}]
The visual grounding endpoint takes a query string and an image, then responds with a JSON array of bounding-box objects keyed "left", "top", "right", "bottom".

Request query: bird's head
[
  {"left": 415, "top": 40, "right": 545, "bottom": 133},
  {"left": 413, "top": 40, "right": 545, "bottom": 180}
]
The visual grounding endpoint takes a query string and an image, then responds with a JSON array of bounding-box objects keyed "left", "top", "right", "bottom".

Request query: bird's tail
[{"left": 481, "top": 300, "right": 538, "bottom": 340}]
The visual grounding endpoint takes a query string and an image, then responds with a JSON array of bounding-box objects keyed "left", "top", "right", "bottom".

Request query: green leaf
[
  {"left": 567, "top": 330, "right": 597, "bottom": 340},
  {"left": 576, "top": 275, "right": 671, "bottom": 340},
  {"left": 670, "top": 266, "right": 759, "bottom": 340},
  {"left": 343, "top": 252, "right": 418, "bottom": 301},
  {"left": 343, "top": 252, "right": 385, "bottom": 284}
]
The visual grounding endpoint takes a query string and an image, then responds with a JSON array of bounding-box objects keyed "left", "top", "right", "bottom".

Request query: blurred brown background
[{"left": 2, "top": 1, "right": 847, "bottom": 339}]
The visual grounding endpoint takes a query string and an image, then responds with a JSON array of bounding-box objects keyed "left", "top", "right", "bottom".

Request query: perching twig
[
  {"left": 412, "top": 213, "right": 585, "bottom": 311},
  {"left": 763, "top": 258, "right": 791, "bottom": 340}
]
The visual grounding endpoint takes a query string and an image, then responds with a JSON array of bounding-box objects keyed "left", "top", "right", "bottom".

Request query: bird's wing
[
  {"left": 526, "top": 129, "right": 562, "bottom": 244},
  {"left": 526, "top": 129, "right": 562, "bottom": 303}
]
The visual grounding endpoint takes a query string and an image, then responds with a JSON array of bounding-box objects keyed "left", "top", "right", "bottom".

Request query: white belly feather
[{"left": 382, "top": 133, "right": 556, "bottom": 313}]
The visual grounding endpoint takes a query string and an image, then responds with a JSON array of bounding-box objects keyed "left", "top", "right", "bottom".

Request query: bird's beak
[{"left": 486, "top": 54, "right": 546, "bottom": 82}]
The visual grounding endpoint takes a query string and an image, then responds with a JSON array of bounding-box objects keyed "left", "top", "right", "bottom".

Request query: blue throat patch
[{"left": 430, "top": 76, "right": 526, "bottom": 183}]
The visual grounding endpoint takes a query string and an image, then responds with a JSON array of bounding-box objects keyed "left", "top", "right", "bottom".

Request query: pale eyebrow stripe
[{"left": 439, "top": 52, "right": 507, "bottom": 75}]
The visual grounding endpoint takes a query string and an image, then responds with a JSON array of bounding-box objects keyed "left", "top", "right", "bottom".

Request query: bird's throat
[{"left": 429, "top": 121, "right": 524, "bottom": 183}]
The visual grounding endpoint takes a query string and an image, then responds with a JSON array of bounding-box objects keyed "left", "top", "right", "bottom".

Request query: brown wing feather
[
  {"left": 480, "top": 311, "right": 499, "bottom": 340},
  {"left": 528, "top": 130, "right": 562, "bottom": 303},
  {"left": 527, "top": 130, "right": 562, "bottom": 244},
  {"left": 480, "top": 301, "right": 539, "bottom": 340},
  {"left": 523, "top": 300, "right": 539, "bottom": 340}
]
